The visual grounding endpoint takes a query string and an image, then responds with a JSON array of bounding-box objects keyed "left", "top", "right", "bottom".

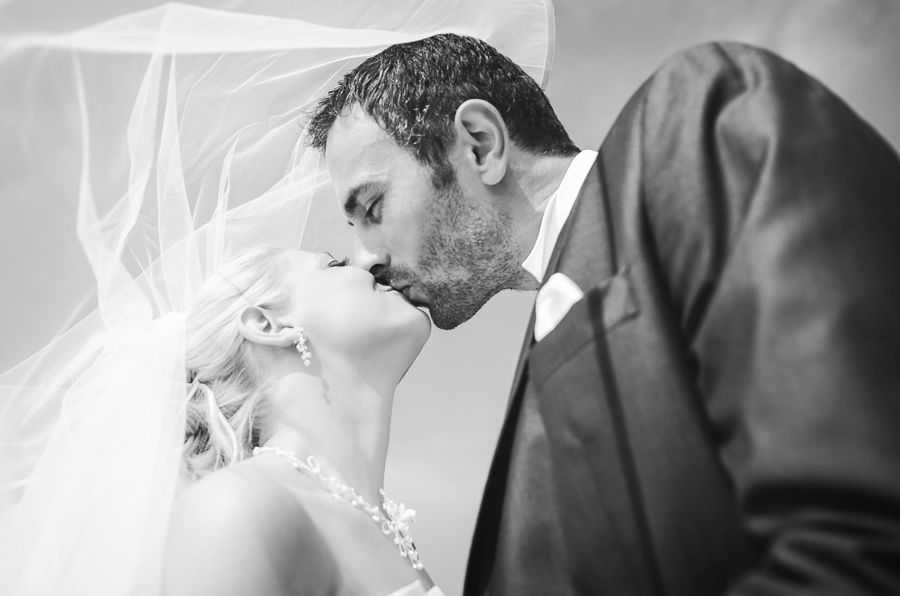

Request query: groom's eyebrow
[{"left": 341, "top": 181, "right": 378, "bottom": 219}]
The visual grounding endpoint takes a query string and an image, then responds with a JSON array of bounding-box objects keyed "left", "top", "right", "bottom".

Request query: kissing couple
[{"left": 2, "top": 1, "right": 900, "bottom": 595}]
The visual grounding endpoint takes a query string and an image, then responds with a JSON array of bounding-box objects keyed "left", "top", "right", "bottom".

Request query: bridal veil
[{"left": 0, "top": 1, "right": 555, "bottom": 593}]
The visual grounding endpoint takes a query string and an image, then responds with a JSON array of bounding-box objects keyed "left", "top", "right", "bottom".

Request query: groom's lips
[{"left": 398, "top": 286, "right": 429, "bottom": 310}]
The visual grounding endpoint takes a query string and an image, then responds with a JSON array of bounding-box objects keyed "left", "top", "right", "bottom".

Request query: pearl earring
[{"left": 294, "top": 327, "right": 312, "bottom": 366}]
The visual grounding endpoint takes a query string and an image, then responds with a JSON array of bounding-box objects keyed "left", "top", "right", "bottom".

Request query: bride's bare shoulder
[{"left": 164, "top": 461, "right": 338, "bottom": 596}]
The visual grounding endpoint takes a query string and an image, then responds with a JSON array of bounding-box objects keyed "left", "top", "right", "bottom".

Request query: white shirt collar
[{"left": 522, "top": 149, "right": 599, "bottom": 283}]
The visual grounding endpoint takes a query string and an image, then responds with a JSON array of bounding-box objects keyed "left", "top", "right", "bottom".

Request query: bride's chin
[
  {"left": 409, "top": 310, "right": 432, "bottom": 345},
  {"left": 390, "top": 316, "right": 432, "bottom": 361}
]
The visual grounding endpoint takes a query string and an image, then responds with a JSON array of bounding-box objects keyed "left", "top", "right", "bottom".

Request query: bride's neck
[{"left": 259, "top": 359, "right": 394, "bottom": 506}]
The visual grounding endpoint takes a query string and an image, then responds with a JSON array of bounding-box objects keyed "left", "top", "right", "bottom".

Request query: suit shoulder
[{"left": 653, "top": 41, "right": 800, "bottom": 87}]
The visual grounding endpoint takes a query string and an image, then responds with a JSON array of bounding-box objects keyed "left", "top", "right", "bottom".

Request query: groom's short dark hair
[{"left": 306, "top": 33, "right": 579, "bottom": 188}]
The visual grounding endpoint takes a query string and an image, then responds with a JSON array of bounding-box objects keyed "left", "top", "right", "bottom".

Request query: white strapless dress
[{"left": 387, "top": 580, "right": 446, "bottom": 596}]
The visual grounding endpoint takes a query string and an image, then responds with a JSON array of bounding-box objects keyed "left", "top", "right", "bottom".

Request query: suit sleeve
[{"left": 639, "top": 42, "right": 900, "bottom": 595}]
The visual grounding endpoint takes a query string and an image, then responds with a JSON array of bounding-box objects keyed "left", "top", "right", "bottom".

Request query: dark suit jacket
[{"left": 464, "top": 42, "right": 900, "bottom": 596}]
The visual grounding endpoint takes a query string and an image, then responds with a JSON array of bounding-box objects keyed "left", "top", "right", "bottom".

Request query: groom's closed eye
[
  {"left": 341, "top": 181, "right": 381, "bottom": 224},
  {"left": 363, "top": 195, "right": 383, "bottom": 224}
]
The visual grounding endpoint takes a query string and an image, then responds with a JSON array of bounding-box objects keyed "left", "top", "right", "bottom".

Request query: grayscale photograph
[{"left": 1, "top": 1, "right": 899, "bottom": 594}]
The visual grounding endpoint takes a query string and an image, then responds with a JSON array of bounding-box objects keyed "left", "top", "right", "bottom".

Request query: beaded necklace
[{"left": 253, "top": 445, "right": 423, "bottom": 570}]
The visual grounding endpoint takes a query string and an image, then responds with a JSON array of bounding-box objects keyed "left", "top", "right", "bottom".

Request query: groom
[{"left": 307, "top": 35, "right": 900, "bottom": 595}]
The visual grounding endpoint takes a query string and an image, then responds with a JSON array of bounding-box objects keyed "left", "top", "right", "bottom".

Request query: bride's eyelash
[{"left": 327, "top": 257, "right": 350, "bottom": 268}]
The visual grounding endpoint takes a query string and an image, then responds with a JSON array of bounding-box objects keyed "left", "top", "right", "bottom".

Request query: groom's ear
[{"left": 453, "top": 99, "right": 509, "bottom": 186}]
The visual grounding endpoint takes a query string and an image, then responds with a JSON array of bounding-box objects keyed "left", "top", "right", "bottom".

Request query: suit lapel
[
  {"left": 505, "top": 309, "right": 535, "bottom": 415},
  {"left": 466, "top": 160, "right": 617, "bottom": 595},
  {"left": 546, "top": 158, "right": 617, "bottom": 291},
  {"left": 528, "top": 270, "right": 639, "bottom": 388},
  {"left": 513, "top": 158, "right": 619, "bottom": 389},
  {"left": 523, "top": 156, "right": 664, "bottom": 595},
  {"left": 506, "top": 158, "right": 612, "bottom": 405}
]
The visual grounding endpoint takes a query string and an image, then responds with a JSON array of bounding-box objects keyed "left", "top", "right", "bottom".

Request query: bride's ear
[{"left": 236, "top": 305, "right": 296, "bottom": 347}]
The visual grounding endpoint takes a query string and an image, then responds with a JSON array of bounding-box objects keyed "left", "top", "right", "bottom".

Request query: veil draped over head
[{"left": 0, "top": 1, "right": 555, "bottom": 593}]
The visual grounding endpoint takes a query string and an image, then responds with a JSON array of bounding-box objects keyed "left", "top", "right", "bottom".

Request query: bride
[
  {"left": 165, "top": 247, "right": 434, "bottom": 595},
  {"left": 0, "top": 0, "right": 555, "bottom": 594}
]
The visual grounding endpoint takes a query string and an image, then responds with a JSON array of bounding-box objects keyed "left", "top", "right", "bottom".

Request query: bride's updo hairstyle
[{"left": 182, "top": 246, "right": 290, "bottom": 479}]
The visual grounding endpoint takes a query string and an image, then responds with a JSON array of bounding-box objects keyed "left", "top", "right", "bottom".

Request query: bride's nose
[{"left": 353, "top": 237, "right": 389, "bottom": 282}]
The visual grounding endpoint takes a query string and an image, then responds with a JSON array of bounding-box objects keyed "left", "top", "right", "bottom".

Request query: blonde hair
[{"left": 182, "top": 246, "right": 290, "bottom": 479}]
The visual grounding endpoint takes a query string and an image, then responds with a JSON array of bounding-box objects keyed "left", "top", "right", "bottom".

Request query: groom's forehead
[
  {"left": 326, "top": 105, "right": 391, "bottom": 150},
  {"left": 326, "top": 108, "right": 419, "bottom": 212},
  {"left": 326, "top": 109, "right": 398, "bottom": 173}
]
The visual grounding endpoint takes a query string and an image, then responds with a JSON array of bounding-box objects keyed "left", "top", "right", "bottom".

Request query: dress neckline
[{"left": 385, "top": 579, "right": 445, "bottom": 596}]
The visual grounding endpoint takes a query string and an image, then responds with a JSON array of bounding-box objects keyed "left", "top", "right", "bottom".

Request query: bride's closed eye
[{"left": 327, "top": 256, "right": 350, "bottom": 268}]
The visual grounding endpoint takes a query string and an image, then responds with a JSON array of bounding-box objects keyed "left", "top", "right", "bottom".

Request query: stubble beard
[{"left": 413, "top": 179, "right": 525, "bottom": 330}]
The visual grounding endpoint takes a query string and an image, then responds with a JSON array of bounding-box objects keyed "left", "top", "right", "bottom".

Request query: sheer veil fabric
[{"left": 0, "top": 1, "right": 555, "bottom": 593}]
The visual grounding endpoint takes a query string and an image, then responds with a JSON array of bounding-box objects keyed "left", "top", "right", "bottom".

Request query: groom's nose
[{"left": 353, "top": 237, "right": 388, "bottom": 281}]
